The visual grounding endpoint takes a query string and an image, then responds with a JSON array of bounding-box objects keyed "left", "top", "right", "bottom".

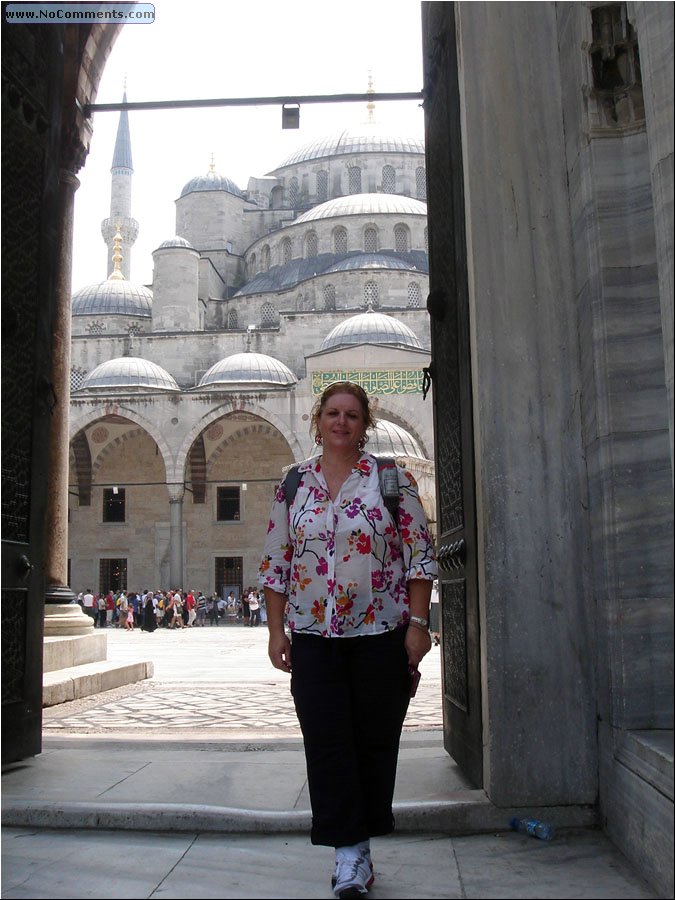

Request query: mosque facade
[{"left": 68, "top": 107, "right": 435, "bottom": 598}]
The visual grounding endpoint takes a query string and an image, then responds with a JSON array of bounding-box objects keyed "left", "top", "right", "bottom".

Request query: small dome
[
  {"left": 199, "top": 352, "right": 296, "bottom": 388},
  {"left": 155, "top": 236, "right": 195, "bottom": 250},
  {"left": 276, "top": 128, "right": 425, "bottom": 168},
  {"left": 77, "top": 357, "right": 179, "bottom": 392},
  {"left": 325, "top": 253, "right": 419, "bottom": 274},
  {"left": 321, "top": 311, "right": 423, "bottom": 352},
  {"left": 368, "top": 420, "right": 426, "bottom": 459},
  {"left": 72, "top": 278, "right": 152, "bottom": 317},
  {"left": 180, "top": 170, "right": 244, "bottom": 199},
  {"left": 295, "top": 193, "right": 427, "bottom": 223}
]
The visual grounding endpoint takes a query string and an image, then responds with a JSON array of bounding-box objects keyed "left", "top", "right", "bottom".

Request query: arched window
[
  {"left": 394, "top": 224, "right": 409, "bottom": 253},
  {"left": 86, "top": 321, "right": 105, "bottom": 334},
  {"left": 364, "top": 226, "right": 378, "bottom": 253},
  {"left": 262, "top": 245, "right": 271, "bottom": 272},
  {"left": 348, "top": 166, "right": 361, "bottom": 194},
  {"left": 324, "top": 284, "right": 336, "bottom": 310},
  {"left": 261, "top": 302, "right": 279, "bottom": 327},
  {"left": 334, "top": 227, "right": 348, "bottom": 254},
  {"left": 416, "top": 167, "right": 427, "bottom": 200},
  {"left": 305, "top": 230, "right": 318, "bottom": 258},
  {"left": 317, "top": 170, "right": 328, "bottom": 202},
  {"left": 364, "top": 281, "right": 379, "bottom": 308},
  {"left": 407, "top": 282, "right": 421, "bottom": 308},
  {"left": 382, "top": 165, "right": 396, "bottom": 193},
  {"left": 281, "top": 237, "right": 292, "bottom": 265},
  {"left": 227, "top": 308, "right": 239, "bottom": 329},
  {"left": 248, "top": 252, "right": 256, "bottom": 276},
  {"left": 288, "top": 176, "right": 299, "bottom": 208}
]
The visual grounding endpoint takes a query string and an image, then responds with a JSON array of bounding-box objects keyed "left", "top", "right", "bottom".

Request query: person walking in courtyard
[
  {"left": 260, "top": 381, "right": 437, "bottom": 899},
  {"left": 248, "top": 589, "right": 261, "bottom": 626}
]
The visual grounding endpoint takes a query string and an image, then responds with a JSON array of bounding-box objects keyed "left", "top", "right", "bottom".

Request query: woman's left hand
[{"left": 405, "top": 624, "right": 432, "bottom": 668}]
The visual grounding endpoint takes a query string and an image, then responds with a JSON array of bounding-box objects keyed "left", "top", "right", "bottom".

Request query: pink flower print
[
  {"left": 371, "top": 569, "right": 385, "bottom": 591},
  {"left": 355, "top": 459, "right": 373, "bottom": 476},
  {"left": 345, "top": 499, "right": 363, "bottom": 519},
  {"left": 316, "top": 557, "right": 328, "bottom": 576},
  {"left": 356, "top": 533, "right": 371, "bottom": 555},
  {"left": 326, "top": 578, "right": 336, "bottom": 596},
  {"left": 398, "top": 509, "right": 414, "bottom": 529}
]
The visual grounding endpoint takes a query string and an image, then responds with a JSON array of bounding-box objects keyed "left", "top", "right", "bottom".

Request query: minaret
[
  {"left": 101, "top": 88, "right": 139, "bottom": 280},
  {"left": 366, "top": 70, "right": 376, "bottom": 124}
]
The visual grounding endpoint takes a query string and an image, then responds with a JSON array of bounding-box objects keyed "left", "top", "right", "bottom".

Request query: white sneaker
[{"left": 332, "top": 847, "right": 374, "bottom": 898}]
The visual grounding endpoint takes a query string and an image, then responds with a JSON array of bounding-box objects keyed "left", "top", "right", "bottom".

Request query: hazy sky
[{"left": 72, "top": 0, "right": 426, "bottom": 290}]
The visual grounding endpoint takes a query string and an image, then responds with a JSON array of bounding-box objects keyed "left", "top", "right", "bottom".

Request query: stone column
[
  {"left": 44, "top": 168, "right": 93, "bottom": 636},
  {"left": 168, "top": 485, "right": 185, "bottom": 590}
]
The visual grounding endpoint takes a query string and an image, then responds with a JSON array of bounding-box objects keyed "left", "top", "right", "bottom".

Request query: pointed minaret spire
[
  {"left": 101, "top": 84, "right": 139, "bottom": 280},
  {"left": 366, "top": 70, "right": 376, "bottom": 125}
]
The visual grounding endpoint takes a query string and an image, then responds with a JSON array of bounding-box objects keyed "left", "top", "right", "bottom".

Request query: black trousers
[{"left": 290, "top": 629, "right": 410, "bottom": 848}]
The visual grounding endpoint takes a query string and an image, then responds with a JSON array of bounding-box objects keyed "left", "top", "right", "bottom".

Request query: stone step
[{"left": 43, "top": 660, "right": 154, "bottom": 707}]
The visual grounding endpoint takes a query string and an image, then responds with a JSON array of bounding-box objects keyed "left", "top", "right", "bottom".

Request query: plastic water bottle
[{"left": 509, "top": 816, "right": 555, "bottom": 841}]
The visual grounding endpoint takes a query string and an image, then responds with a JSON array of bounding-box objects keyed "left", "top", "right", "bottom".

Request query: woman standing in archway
[{"left": 260, "top": 382, "right": 436, "bottom": 898}]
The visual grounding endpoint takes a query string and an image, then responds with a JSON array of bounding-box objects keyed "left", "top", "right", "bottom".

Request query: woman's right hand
[{"left": 268, "top": 630, "right": 292, "bottom": 673}]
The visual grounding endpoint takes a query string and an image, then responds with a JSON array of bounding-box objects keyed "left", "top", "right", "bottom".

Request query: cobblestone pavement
[{"left": 42, "top": 625, "right": 444, "bottom": 737}]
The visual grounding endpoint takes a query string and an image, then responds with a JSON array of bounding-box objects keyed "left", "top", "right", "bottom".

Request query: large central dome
[{"left": 275, "top": 128, "right": 424, "bottom": 169}]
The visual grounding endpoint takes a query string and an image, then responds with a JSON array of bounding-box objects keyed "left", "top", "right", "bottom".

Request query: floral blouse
[{"left": 259, "top": 453, "right": 437, "bottom": 638}]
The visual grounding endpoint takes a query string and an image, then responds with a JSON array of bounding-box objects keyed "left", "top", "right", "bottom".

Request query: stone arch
[
  {"left": 69, "top": 404, "right": 174, "bottom": 482},
  {"left": 176, "top": 402, "right": 304, "bottom": 483}
]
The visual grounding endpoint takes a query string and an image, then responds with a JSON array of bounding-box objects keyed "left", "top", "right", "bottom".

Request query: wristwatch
[{"left": 409, "top": 615, "right": 429, "bottom": 629}]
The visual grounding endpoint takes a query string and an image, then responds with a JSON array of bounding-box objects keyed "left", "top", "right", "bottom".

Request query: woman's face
[{"left": 317, "top": 392, "right": 366, "bottom": 454}]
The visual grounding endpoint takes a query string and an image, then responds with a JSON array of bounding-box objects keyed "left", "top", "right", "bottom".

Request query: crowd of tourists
[{"left": 74, "top": 587, "right": 267, "bottom": 632}]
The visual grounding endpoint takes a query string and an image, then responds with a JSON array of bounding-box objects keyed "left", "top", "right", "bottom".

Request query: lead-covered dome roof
[
  {"left": 325, "top": 253, "right": 419, "bottom": 274},
  {"left": 320, "top": 311, "right": 423, "bottom": 352},
  {"left": 368, "top": 420, "right": 426, "bottom": 459},
  {"left": 72, "top": 278, "right": 152, "bottom": 317},
  {"left": 295, "top": 193, "right": 426, "bottom": 223},
  {"left": 198, "top": 352, "right": 296, "bottom": 388},
  {"left": 155, "top": 236, "right": 195, "bottom": 250},
  {"left": 180, "top": 169, "right": 244, "bottom": 199},
  {"left": 276, "top": 128, "right": 424, "bottom": 169},
  {"left": 76, "top": 357, "right": 179, "bottom": 392}
]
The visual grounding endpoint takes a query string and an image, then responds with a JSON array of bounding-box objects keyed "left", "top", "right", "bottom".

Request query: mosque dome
[
  {"left": 368, "top": 420, "right": 426, "bottom": 459},
  {"left": 325, "top": 253, "right": 419, "bottom": 274},
  {"left": 180, "top": 169, "right": 244, "bottom": 199},
  {"left": 76, "top": 357, "right": 179, "bottom": 392},
  {"left": 155, "top": 236, "right": 195, "bottom": 250},
  {"left": 320, "top": 311, "right": 423, "bottom": 352},
  {"left": 295, "top": 193, "right": 426, "bottom": 223},
  {"left": 72, "top": 278, "right": 152, "bottom": 317},
  {"left": 198, "top": 352, "right": 297, "bottom": 388},
  {"left": 276, "top": 128, "right": 425, "bottom": 169}
]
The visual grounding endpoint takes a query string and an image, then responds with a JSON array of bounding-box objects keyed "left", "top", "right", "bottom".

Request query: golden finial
[
  {"left": 209, "top": 153, "right": 216, "bottom": 173},
  {"left": 109, "top": 223, "right": 126, "bottom": 280},
  {"left": 366, "top": 70, "right": 376, "bottom": 124}
]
